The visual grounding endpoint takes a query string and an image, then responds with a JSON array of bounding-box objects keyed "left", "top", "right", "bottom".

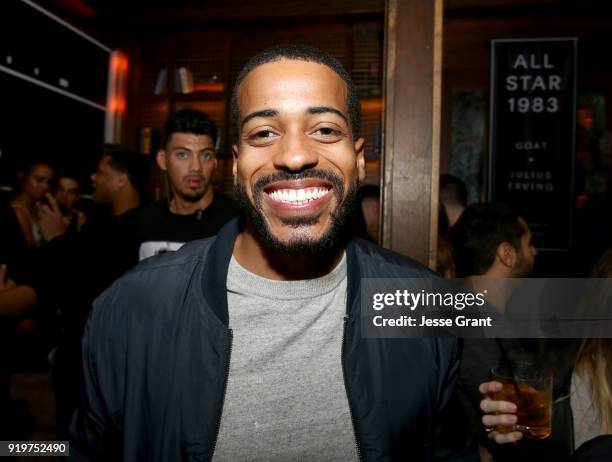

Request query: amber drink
[{"left": 491, "top": 364, "right": 553, "bottom": 439}]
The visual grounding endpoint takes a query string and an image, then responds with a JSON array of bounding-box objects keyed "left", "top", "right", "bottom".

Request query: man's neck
[
  {"left": 468, "top": 273, "right": 519, "bottom": 314},
  {"left": 111, "top": 194, "right": 141, "bottom": 216},
  {"left": 169, "top": 189, "right": 214, "bottom": 215},
  {"left": 446, "top": 205, "right": 465, "bottom": 227},
  {"left": 232, "top": 223, "right": 344, "bottom": 281}
]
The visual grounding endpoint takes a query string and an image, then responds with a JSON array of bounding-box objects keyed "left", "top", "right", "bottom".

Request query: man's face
[
  {"left": 55, "top": 177, "right": 80, "bottom": 209},
  {"left": 232, "top": 59, "right": 365, "bottom": 253},
  {"left": 512, "top": 217, "right": 538, "bottom": 277},
  {"left": 157, "top": 133, "right": 217, "bottom": 203},
  {"left": 90, "top": 156, "right": 122, "bottom": 205}
]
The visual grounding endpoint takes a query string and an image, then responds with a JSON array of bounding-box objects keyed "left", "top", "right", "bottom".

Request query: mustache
[
  {"left": 183, "top": 174, "right": 205, "bottom": 181},
  {"left": 253, "top": 169, "right": 344, "bottom": 196}
]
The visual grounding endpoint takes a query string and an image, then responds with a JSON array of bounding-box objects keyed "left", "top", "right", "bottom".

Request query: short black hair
[
  {"left": 162, "top": 109, "right": 218, "bottom": 147},
  {"left": 230, "top": 43, "right": 361, "bottom": 144},
  {"left": 51, "top": 172, "right": 80, "bottom": 189},
  {"left": 105, "top": 150, "right": 149, "bottom": 197},
  {"left": 451, "top": 203, "right": 525, "bottom": 277},
  {"left": 440, "top": 174, "right": 467, "bottom": 207}
]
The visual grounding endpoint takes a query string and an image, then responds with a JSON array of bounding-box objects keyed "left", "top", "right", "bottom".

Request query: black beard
[
  {"left": 178, "top": 190, "right": 206, "bottom": 203},
  {"left": 175, "top": 178, "right": 208, "bottom": 203},
  {"left": 235, "top": 169, "right": 359, "bottom": 255}
]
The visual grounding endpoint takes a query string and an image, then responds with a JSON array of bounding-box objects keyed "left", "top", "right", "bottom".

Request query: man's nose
[
  {"left": 188, "top": 154, "right": 203, "bottom": 172},
  {"left": 273, "top": 132, "right": 318, "bottom": 172}
]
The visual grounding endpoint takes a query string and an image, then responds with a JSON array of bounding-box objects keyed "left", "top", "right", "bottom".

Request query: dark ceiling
[{"left": 32, "top": 0, "right": 612, "bottom": 45}]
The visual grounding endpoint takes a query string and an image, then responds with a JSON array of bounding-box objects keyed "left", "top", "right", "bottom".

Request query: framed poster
[{"left": 489, "top": 38, "right": 577, "bottom": 250}]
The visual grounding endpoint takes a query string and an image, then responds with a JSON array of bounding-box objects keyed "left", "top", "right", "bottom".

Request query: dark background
[{"left": 0, "top": 0, "right": 109, "bottom": 191}]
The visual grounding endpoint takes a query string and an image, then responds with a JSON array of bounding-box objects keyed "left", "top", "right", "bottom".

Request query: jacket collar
[
  {"left": 203, "top": 216, "right": 362, "bottom": 326},
  {"left": 202, "top": 217, "right": 241, "bottom": 326}
]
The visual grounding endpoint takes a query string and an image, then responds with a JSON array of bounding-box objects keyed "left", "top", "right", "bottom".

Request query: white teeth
[{"left": 268, "top": 187, "right": 329, "bottom": 204}]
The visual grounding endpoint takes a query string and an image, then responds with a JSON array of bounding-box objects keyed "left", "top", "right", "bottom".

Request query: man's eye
[
  {"left": 251, "top": 130, "right": 275, "bottom": 140},
  {"left": 313, "top": 127, "right": 343, "bottom": 139},
  {"left": 246, "top": 129, "right": 278, "bottom": 146},
  {"left": 200, "top": 152, "right": 213, "bottom": 161},
  {"left": 176, "top": 151, "right": 189, "bottom": 159}
]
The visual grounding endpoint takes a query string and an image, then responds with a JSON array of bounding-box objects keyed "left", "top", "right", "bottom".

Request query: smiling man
[{"left": 70, "top": 45, "right": 459, "bottom": 461}]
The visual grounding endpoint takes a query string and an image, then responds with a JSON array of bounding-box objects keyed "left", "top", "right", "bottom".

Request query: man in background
[
  {"left": 133, "top": 109, "right": 238, "bottom": 261},
  {"left": 1, "top": 151, "right": 148, "bottom": 436},
  {"left": 440, "top": 173, "right": 467, "bottom": 227},
  {"left": 50, "top": 151, "right": 147, "bottom": 436},
  {"left": 52, "top": 174, "right": 86, "bottom": 233},
  {"left": 452, "top": 203, "right": 576, "bottom": 462},
  {"left": 452, "top": 203, "right": 536, "bottom": 282}
]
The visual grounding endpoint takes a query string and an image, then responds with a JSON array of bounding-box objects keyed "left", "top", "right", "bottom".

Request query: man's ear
[
  {"left": 496, "top": 242, "right": 517, "bottom": 268},
  {"left": 115, "top": 172, "right": 128, "bottom": 190},
  {"left": 156, "top": 149, "right": 168, "bottom": 172},
  {"left": 231, "top": 145, "right": 239, "bottom": 179},
  {"left": 354, "top": 137, "right": 366, "bottom": 182}
]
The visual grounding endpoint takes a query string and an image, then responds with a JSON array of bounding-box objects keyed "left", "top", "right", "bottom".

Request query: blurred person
[
  {"left": 14, "top": 151, "right": 147, "bottom": 311},
  {"left": 50, "top": 151, "right": 147, "bottom": 436},
  {"left": 454, "top": 204, "right": 576, "bottom": 462},
  {"left": 483, "top": 248, "right": 612, "bottom": 462},
  {"left": 6, "top": 161, "right": 56, "bottom": 365},
  {"left": 89, "top": 152, "right": 145, "bottom": 218},
  {"left": 0, "top": 265, "right": 35, "bottom": 317},
  {"left": 36, "top": 151, "right": 147, "bottom": 247},
  {"left": 69, "top": 44, "right": 459, "bottom": 461},
  {"left": 0, "top": 266, "right": 40, "bottom": 437},
  {"left": 451, "top": 203, "right": 536, "bottom": 460},
  {"left": 452, "top": 203, "right": 536, "bottom": 282},
  {"left": 10, "top": 160, "right": 54, "bottom": 247},
  {"left": 570, "top": 339, "right": 612, "bottom": 461},
  {"left": 1, "top": 152, "right": 147, "bottom": 425},
  {"left": 556, "top": 249, "right": 612, "bottom": 460},
  {"left": 437, "top": 203, "right": 455, "bottom": 279},
  {"left": 440, "top": 173, "right": 467, "bottom": 227},
  {"left": 0, "top": 194, "right": 29, "bottom": 270},
  {"left": 0, "top": 151, "right": 148, "bottom": 437},
  {"left": 53, "top": 174, "right": 87, "bottom": 233},
  {"left": 357, "top": 183, "right": 380, "bottom": 242},
  {"left": 132, "top": 109, "right": 239, "bottom": 261}
]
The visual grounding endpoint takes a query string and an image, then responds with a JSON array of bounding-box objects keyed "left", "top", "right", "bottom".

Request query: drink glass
[{"left": 491, "top": 363, "right": 553, "bottom": 439}]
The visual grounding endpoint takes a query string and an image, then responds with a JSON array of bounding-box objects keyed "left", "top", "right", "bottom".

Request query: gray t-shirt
[{"left": 213, "top": 254, "right": 357, "bottom": 461}]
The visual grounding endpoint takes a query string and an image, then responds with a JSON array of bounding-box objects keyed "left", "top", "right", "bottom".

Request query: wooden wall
[{"left": 116, "top": 9, "right": 385, "bottom": 195}]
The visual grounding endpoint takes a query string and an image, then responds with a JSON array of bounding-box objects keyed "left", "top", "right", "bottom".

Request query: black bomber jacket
[{"left": 69, "top": 218, "right": 460, "bottom": 461}]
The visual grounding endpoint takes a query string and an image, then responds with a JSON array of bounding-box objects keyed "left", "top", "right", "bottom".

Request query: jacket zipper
[
  {"left": 210, "top": 328, "right": 233, "bottom": 460},
  {"left": 342, "top": 317, "right": 363, "bottom": 462}
]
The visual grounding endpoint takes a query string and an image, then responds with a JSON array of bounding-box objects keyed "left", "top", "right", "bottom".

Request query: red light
[{"left": 193, "top": 82, "right": 225, "bottom": 93}]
